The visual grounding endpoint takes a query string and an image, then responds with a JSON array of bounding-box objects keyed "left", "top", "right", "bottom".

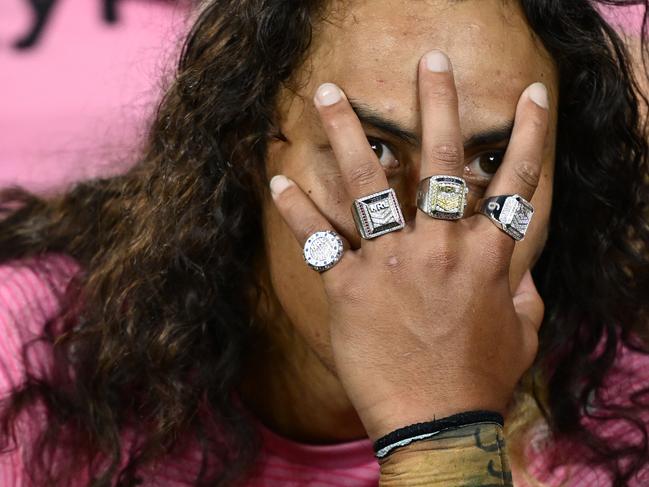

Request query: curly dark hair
[{"left": 0, "top": 0, "right": 647, "bottom": 485}]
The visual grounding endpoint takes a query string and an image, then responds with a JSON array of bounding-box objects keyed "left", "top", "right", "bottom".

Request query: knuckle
[
  {"left": 513, "top": 159, "right": 541, "bottom": 190},
  {"left": 428, "top": 142, "right": 463, "bottom": 167},
  {"left": 348, "top": 160, "right": 381, "bottom": 189}
]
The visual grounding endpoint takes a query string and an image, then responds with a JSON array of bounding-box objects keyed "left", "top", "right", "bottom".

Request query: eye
[
  {"left": 466, "top": 151, "right": 505, "bottom": 179},
  {"left": 368, "top": 137, "right": 400, "bottom": 171}
]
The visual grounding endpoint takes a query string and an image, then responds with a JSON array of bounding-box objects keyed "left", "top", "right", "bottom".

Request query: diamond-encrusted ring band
[
  {"left": 303, "top": 230, "right": 344, "bottom": 272},
  {"left": 352, "top": 188, "right": 405, "bottom": 240},
  {"left": 417, "top": 175, "right": 468, "bottom": 220},
  {"left": 477, "top": 194, "right": 534, "bottom": 241}
]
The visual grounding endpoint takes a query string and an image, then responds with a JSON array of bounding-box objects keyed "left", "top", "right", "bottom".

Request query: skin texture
[{"left": 240, "top": 0, "right": 559, "bottom": 445}]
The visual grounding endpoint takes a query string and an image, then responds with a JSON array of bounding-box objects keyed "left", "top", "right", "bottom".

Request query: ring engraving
[
  {"left": 417, "top": 175, "right": 468, "bottom": 220},
  {"left": 303, "top": 231, "right": 344, "bottom": 272},
  {"left": 477, "top": 194, "right": 534, "bottom": 241},
  {"left": 352, "top": 188, "right": 405, "bottom": 239}
]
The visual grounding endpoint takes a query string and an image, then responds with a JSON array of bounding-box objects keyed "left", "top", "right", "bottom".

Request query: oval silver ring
[{"left": 303, "top": 230, "right": 344, "bottom": 272}]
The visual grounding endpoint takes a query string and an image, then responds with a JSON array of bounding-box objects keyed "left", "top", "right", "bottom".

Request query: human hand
[{"left": 269, "top": 49, "right": 548, "bottom": 441}]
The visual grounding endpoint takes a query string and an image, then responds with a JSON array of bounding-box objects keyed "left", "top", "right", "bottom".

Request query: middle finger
[{"left": 418, "top": 50, "right": 465, "bottom": 181}]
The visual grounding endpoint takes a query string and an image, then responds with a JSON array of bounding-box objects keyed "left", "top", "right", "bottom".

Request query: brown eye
[
  {"left": 466, "top": 151, "right": 505, "bottom": 179},
  {"left": 368, "top": 137, "right": 400, "bottom": 170}
]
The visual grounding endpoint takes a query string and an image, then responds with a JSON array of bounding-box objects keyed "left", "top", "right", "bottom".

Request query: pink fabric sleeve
[
  {"left": 522, "top": 340, "right": 649, "bottom": 486},
  {"left": 600, "top": 5, "right": 645, "bottom": 35},
  {"left": 0, "top": 253, "right": 81, "bottom": 486}
]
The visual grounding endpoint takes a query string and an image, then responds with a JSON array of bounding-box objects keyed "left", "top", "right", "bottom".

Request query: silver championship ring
[
  {"left": 303, "top": 231, "right": 344, "bottom": 272},
  {"left": 417, "top": 175, "right": 468, "bottom": 220},
  {"left": 352, "top": 188, "right": 405, "bottom": 239},
  {"left": 477, "top": 194, "right": 534, "bottom": 241}
]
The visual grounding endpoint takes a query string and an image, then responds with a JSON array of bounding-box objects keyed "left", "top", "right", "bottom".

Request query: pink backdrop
[
  {"left": 0, "top": 0, "right": 191, "bottom": 194},
  {"left": 0, "top": 2, "right": 643, "bottom": 195}
]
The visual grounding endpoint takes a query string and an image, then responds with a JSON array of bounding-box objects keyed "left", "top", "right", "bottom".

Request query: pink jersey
[{"left": 0, "top": 253, "right": 647, "bottom": 486}]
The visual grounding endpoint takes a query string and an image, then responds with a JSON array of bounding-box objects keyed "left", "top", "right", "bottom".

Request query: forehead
[{"left": 302, "top": 0, "right": 556, "bottom": 133}]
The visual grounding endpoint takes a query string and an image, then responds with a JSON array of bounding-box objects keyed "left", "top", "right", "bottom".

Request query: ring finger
[{"left": 313, "top": 83, "right": 402, "bottom": 244}]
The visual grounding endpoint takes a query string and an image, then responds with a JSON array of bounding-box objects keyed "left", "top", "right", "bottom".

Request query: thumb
[{"left": 513, "top": 270, "right": 544, "bottom": 332}]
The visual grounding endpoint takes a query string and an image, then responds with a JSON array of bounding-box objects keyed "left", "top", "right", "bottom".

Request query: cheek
[{"left": 262, "top": 197, "right": 337, "bottom": 368}]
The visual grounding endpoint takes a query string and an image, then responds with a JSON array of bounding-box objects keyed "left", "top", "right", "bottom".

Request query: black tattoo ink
[
  {"left": 474, "top": 427, "right": 506, "bottom": 453},
  {"left": 487, "top": 459, "right": 513, "bottom": 484}
]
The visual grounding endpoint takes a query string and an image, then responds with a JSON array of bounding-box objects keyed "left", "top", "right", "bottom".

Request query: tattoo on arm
[{"left": 379, "top": 423, "right": 513, "bottom": 486}]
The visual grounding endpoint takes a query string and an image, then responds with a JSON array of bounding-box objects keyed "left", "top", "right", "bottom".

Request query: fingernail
[
  {"left": 315, "top": 83, "right": 343, "bottom": 106},
  {"left": 527, "top": 82, "right": 548, "bottom": 109},
  {"left": 425, "top": 50, "right": 450, "bottom": 73},
  {"left": 269, "top": 175, "right": 293, "bottom": 196}
]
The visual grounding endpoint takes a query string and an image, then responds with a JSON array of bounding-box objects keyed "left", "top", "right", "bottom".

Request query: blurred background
[
  {"left": 0, "top": 0, "right": 192, "bottom": 195},
  {"left": 0, "top": 1, "right": 644, "bottom": 196}
]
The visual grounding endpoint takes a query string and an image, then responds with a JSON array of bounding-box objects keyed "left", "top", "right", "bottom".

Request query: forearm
[{"left": 378, "top": 423, "right": 512, "bottom": 486}]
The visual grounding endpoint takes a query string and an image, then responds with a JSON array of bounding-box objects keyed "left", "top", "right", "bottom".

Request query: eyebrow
[{"left": 347, "top": 98, "right": 514, "bottom": 149}]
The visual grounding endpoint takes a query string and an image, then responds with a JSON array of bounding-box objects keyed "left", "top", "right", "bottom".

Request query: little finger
[{"left": 270, "top": 175, "right": 350, "bottom": 276}]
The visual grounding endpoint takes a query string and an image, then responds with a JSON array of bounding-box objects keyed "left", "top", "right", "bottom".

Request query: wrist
[
  {"left": 358, "top": 392, "right": 505, "bottom": 441},
  {"left": 378, "top": 422, "right": 512, "bottom": 486},
  {"left": 373, "top": 411, "right": 504, "bottom": 459}
]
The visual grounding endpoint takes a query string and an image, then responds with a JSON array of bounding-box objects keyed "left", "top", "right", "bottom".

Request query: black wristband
[{"left": 373, "top": 410, "right": 504, "bottom": 458}]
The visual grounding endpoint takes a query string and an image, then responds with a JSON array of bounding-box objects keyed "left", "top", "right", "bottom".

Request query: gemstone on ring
[
  {"left": 417, "top": 175, "right": 468, "bottom": 220},
  {"left": 477, "top": 194, "right": 534, "bottom": 241},
  {"left": 303, "top": 230, "right": 344, "bottom": 272},
  {"left": 352, "top": 188, "right": 405, "bottom": 239}
]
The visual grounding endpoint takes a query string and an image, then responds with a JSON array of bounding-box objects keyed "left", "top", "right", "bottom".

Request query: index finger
[
  {"left": 475, "top": 83, "right": 549, "bottom": 247},
  {"left": 483, "top": 82, "right": 549, "bottom": 203},
  {"left": 313, "top": 83, "right": 390, "bottom": 200}
]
